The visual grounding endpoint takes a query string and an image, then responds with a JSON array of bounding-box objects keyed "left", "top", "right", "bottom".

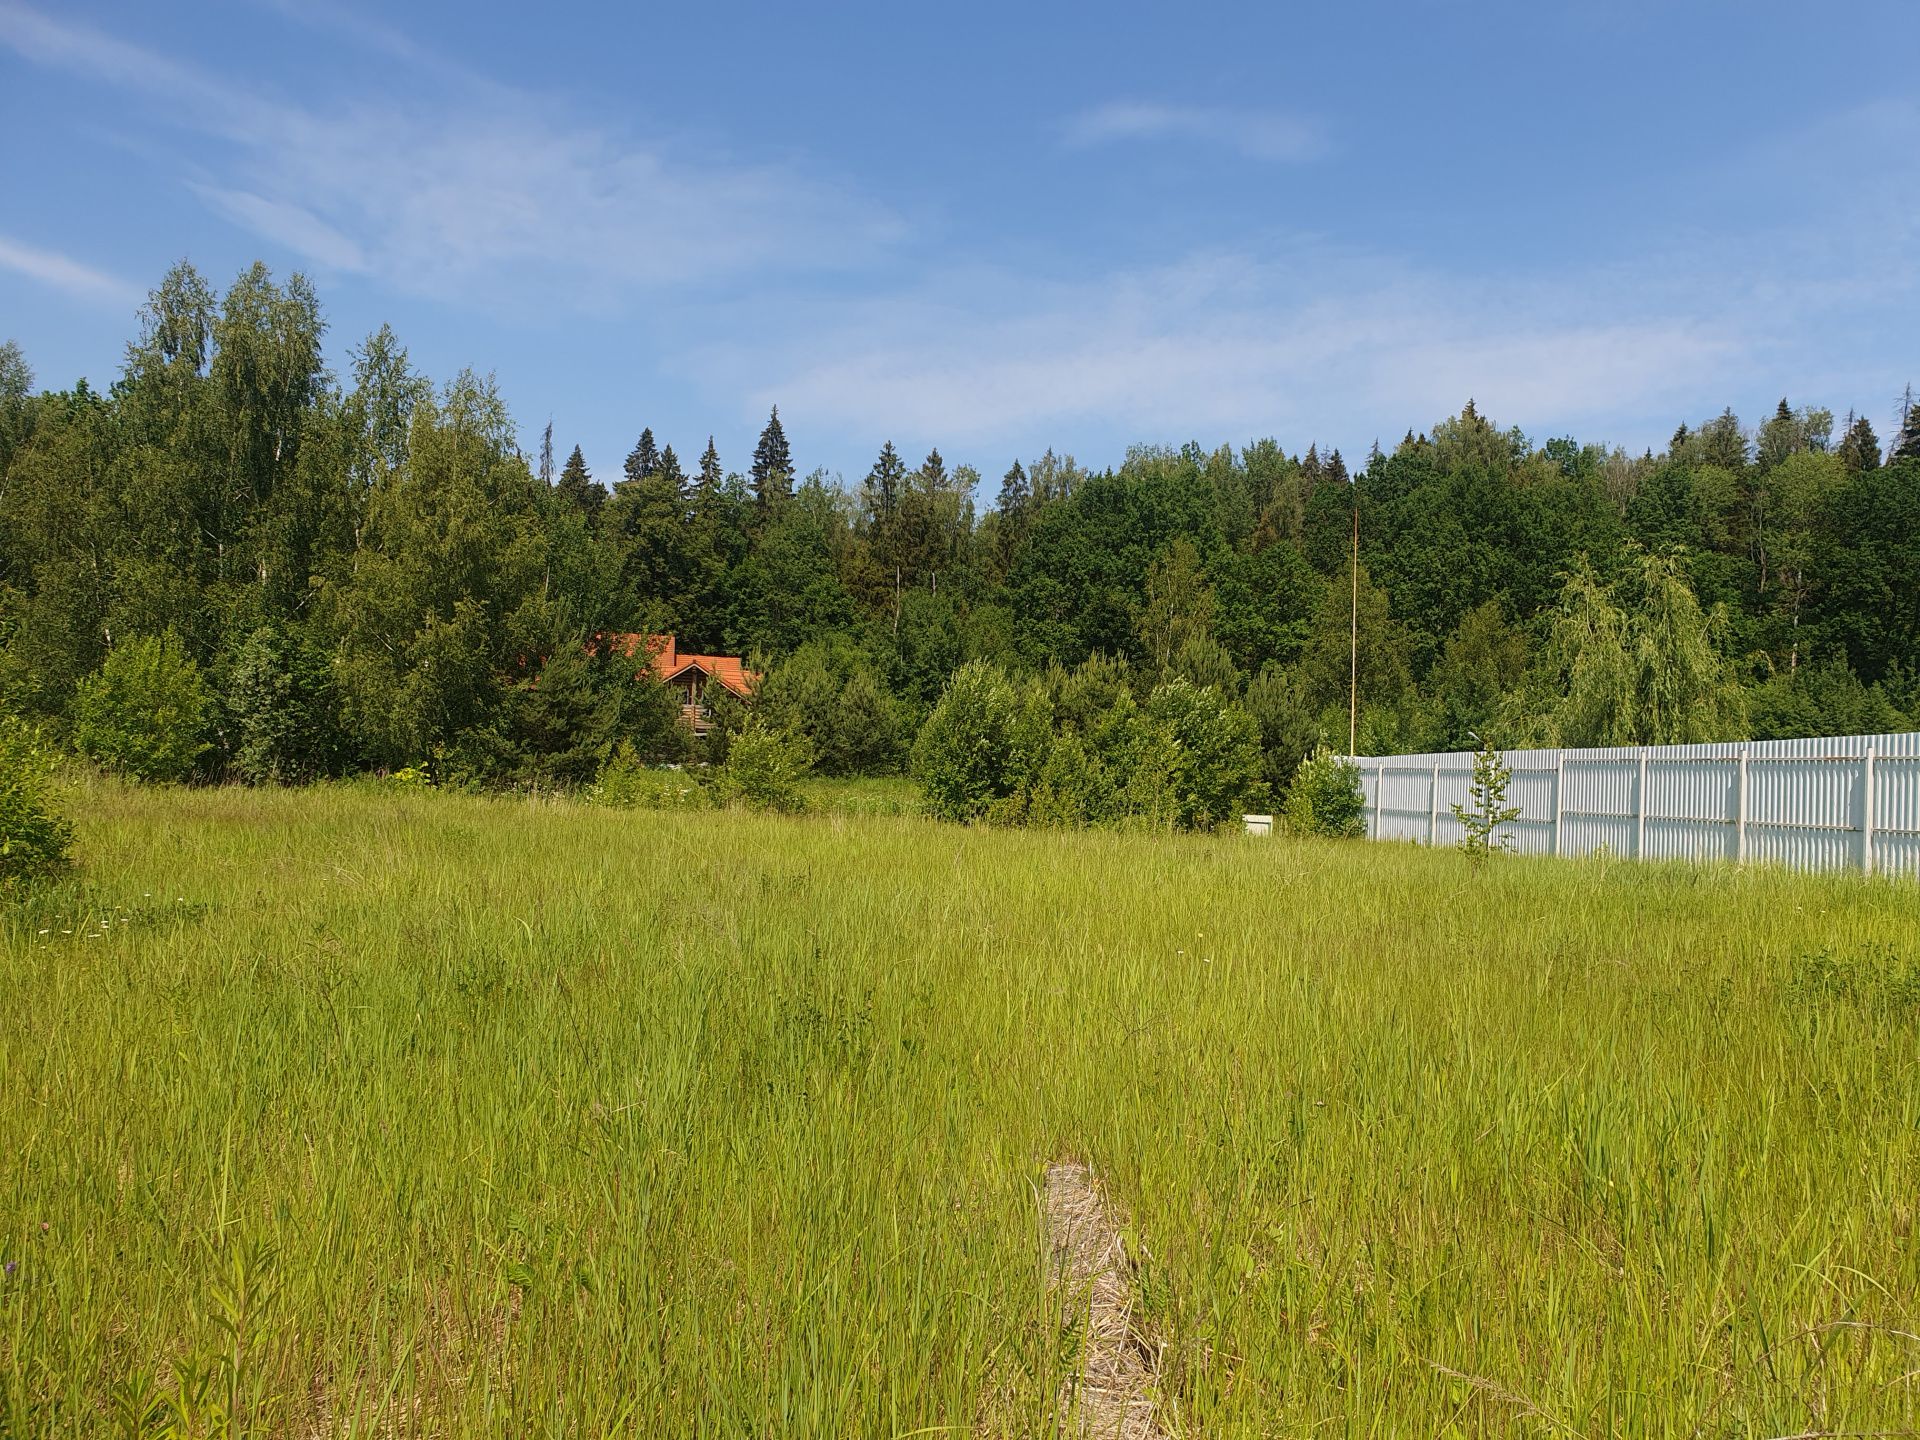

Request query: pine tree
[
  {"left": 1838, "top": 412, "right": 1882, "bottom": 473},
  {"left": 538, "top": 419, "right": 554, "bottom": 487},
  {"left": 624, "top": 427, "right": 660, "bottom": 484},
  {"left": 864, "top": 441, "right": 905, "bottom": 525},
  {"left": 751, "top": 406, "right": 793, "bottom": 513},
  {"left": 556, "top": 444, "right": 606, "bottom": 524},
  {"left": 917, "top": 447, "right": 948, "bottom": 495}
]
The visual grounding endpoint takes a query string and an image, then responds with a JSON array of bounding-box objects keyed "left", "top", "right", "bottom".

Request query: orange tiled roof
[{"left": 599, "top": 633, "right": 758, "bottom": 698}]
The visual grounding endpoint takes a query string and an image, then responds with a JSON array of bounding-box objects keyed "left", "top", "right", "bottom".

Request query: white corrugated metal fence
[{"left": 1350, "top": 732, "right": 1920, "bottom": 876}]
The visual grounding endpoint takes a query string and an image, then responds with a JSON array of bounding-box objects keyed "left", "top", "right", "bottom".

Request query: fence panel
[{"left": 1350, "top": 732, "right": 1920, "bottom": 877}]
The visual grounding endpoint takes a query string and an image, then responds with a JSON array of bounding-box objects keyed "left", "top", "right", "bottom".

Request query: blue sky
[{"left": 3, "top": 0, "right": 1916, "bottom": 488}]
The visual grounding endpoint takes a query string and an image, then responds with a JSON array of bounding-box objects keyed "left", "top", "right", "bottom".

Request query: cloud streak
[
  {"left": 1063, "top": 102, "right": 1326, "bottom": 162},
  {"left": 0, "top": 2, "right": 904, "bottom": 306},
  {"left": 0, "top": 234, "right": 138, "bottom": 303}
]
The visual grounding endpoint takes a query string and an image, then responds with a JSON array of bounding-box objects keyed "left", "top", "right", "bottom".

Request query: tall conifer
[{"left": 751, "top": 406, "right": 793, "bottom": 513}]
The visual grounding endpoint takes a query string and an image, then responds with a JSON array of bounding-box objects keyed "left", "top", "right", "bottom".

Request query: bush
[
  {"left": 591, "top": 741, "right": 712, "bottom": 811},
  {"left": 755, "top": 639, "right": 906, "bottom": 775},
  {"left": 1283, "top": 746, "right": 1366, "bottom": 838},
  {"left": 714, "top": 719, "right": 812, "bottom": 812},
  {"left": 72, "top": 632, "right": 210, "bottom": 782},
  {"left": 223, "top": 626, "right": 347, "bottom": 783},
  {"left": 911, "top": 661, "right": 1049, "bottom": 823},
  {"left": 0, "top": 716, "right": 74, "bottom": 893},
  {"left": 1141, "top": 678, "right": 1264, "bottom": 830}
]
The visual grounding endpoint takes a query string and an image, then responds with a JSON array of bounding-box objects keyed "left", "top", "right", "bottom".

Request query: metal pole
[
  {"left": 1552, "top": 754, "right": 1565, "bottom": 856},
  {"left": 1862, "top": 748, "right": 1877, "bottom": 876},
  {"left": 1428, "top": 761, "right": 1440, "bottom": 846},
  {"left": 1348, "top": 499, "right": 1358, "bottom": 758},
  {"left": 1736, "top": 747, "right": 1750, "bottom": 864},
  {"left": 1636, "top": 751, "right": 1648, "bottom": 859}
]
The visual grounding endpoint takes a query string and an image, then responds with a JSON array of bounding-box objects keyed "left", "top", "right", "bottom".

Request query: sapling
[{"left": 1453, "top": 736, "right": 1521, "bottom": 866}]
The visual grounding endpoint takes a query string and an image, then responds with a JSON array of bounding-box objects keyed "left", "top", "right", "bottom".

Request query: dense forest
[{"left": 3, "top": 261, "right": 1917, "bottom": 811}]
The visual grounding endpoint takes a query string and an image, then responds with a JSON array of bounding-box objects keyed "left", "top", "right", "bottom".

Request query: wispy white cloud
[
  {"left": 1063, "top": 102, "right": 1326, "bottom": 162},
  {"left": 0, "top": 234, "right": 138, "bottom": 303},
  {"left": 0, "top": 2, "right": 903, "bottom": 305},
  {"left": 192, "top": 187, "right": 367, "bottom": 273}
]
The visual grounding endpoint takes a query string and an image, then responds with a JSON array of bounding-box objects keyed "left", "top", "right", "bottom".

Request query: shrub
[
  {"left": 72, "top": 632, "right": 210, "bottom": 783},
  {"left": 0, "top": 715, "right": 74, "bottom": 892},
  {"left": 591, "top": 741, "right": 712, "bottom": 811},
  {"left": 223, "top": 626, "right": 346, "bottom": 783},
  {"left": 714, "top": 720, "right": 812, "bottom": 812},
  {"left": 1141, "top": 678, "right": 1264, "bottom": 830},
  {"left": 911, "top": 661, "right": 1049, "bottom": 823},
  {"left": 1283, "top": 746, "right": 1366, "bottom": 838},
  {"left": 1025, "top": 731, "right": 1121, "bottom": 828},
  {"left": 755, "top": 639, "right": 906, "bottom": 775}
]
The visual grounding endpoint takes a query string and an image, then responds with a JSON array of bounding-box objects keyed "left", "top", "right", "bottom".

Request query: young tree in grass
[{"left": 1452, "top": 736, "right": 1521, "bottom": 866}]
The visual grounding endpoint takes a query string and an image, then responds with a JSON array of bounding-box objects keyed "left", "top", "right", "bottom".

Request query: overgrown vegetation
[
  {"left": 3, "top": 783, "right": 1915, "bottom": 1435},
  {"left": 3, "top": 268, "right": 1917, "bottom": 823},
  {"left": 1281, "top": 746, "right": 1366, "bottom": 837},
  {"left": 0, "top": 716, "right": 72, "bottom": 892}
]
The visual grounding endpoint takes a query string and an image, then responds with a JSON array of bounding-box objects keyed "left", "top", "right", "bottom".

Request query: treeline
[{"left": 2, "top": 261, "right": 1918, "bottom": 814}]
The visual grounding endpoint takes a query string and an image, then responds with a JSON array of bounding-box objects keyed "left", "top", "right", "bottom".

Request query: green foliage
[
  {"left": 1138, "top": 678, "right": 1263, "bottom": 830},
  {"left": 1452, "top": 738, "right": 1522, "bottom": 864},
  {"left": 911, "top": 660, "right": 1048, "bottom": 823},
  {"left": 72, "top": 632, "right": 211, "bottom": 782},
  {"left": 755, "top": 638, "right": 906, "bottom": 775},
  {"left": 8, "top": 261, "right": 1920, "bottom": 807},
  {"left": 0, "top": 715, "right": 73, "bottom": 892},
  {"left": 714, "top": 718, "right": 813, "bottom": 812},
  {"left": 590, "top": 741, "right": 711, "bottom": 811},
  {"left": 222, "top": 626, "right": 346, "bottom": 784},
  {"left": 1533, "top": 552, "right": 1746, "bottom": 747},
  {"left": 1282, "top": 747, "right": 1365, "bottom": 838}
]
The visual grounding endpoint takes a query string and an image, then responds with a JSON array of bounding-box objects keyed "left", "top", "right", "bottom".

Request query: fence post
[
  {"left": 1552, "top": 754, "right": 1565, "bottom": 856},
  {"left": 1428, "top": 761, "right": 1440, "bottom": 846},
  {"left": 1736, "top": 747, "right": 1750, "bottom": 864},
  {"left": 1635, "top": 751, "right": 1648, "bottom": 859},
  {"left": 1367, "top": 764, "right": 1380, "bottom": 840},
  {"left": 1862, "top": 748, "right": 1877, "bottom": 876}
]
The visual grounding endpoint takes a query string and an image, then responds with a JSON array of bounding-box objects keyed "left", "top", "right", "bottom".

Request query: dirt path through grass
[{"left": 1044, "top": 1162, "right": 1165, "bottom": 1439}]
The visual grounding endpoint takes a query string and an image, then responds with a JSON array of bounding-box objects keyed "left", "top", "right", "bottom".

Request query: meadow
[{"left": 2, "top": 781, "right": 1917, "bottom": 1438}]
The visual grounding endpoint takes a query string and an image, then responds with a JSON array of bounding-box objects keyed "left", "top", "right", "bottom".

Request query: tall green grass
[{"left": 2, "top": 781, "right": 1916, "bottom": 1436}]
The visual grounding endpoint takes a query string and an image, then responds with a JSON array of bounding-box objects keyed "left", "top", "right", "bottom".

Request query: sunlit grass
[{"left": 3, "top": 780, "right": 1916, "bottom": 1436}]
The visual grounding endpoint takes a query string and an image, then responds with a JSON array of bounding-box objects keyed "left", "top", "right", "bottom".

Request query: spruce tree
[
  {"left": 697, "top": 436, "right": 724, "bottom": 507},
  {"left": 1894, "top": 385, "right": 1920, "bottom": 464},
  {"left": 996, "top": 459, "right": 1029, "bottom": 518},
  {"left": 865, "top": 441, "right": 905, "bottom": 524},
  {"left": 556, "top": 444, "right": 606, "bottom": 524},
  {"left": 657, "top": 442, "right": 687, "bottom": 497},
  {"left": 538, "top": 419, "right": 554, "bottom": 487},
  {"left": 917, "top": 447, "right": 948, "bottom": 495},
  {"left": 1838, "top": 412, "right": 1882, "bottom": 473},
  {"left": 624, "top": 427, "right": 660, "bottom": 484},
  {"left": 751, "top": 406, "right": 793, "bottom": 513}
]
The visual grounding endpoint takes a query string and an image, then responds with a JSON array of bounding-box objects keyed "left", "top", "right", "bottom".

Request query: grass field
[{"left": 3, "top": 781, "right": 1917, "bottom": 1437}]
